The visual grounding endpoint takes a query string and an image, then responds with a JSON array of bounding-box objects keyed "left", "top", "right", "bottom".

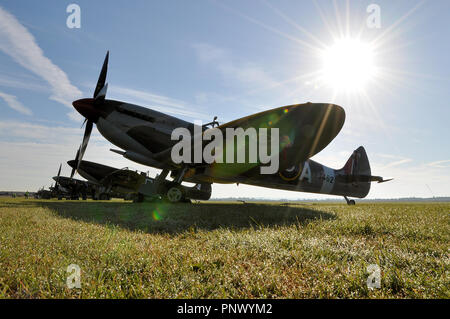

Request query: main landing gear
[
  {"left": 165, "top": 183, "right": 185, "bottom": 203},
  {"left": 344, "top": 196, "right": 356, "bottom": 205},
  {"left": 154, "top": 167, "right": 189, "bottom": 203}
]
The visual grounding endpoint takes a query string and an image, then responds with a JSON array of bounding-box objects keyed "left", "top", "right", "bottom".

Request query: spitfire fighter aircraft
[
  {"left": 47, "top": 164, "right": 94, "bottom": 200},
  {"left": 70, "top": 52, "right": 391, "bottom": 204},
  {"left": 68, "top": 159, "right": 212, "bottom": 202},
  {"left": 34, "top": 164, "right": 94, "bottom": 200}
]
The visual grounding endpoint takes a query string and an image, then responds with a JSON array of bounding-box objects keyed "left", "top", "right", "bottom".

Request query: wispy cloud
[
  {"left": 374, "top": 153, "right": 413, "bottom": 169},
  {"left": 382, "top": 158, "right": 413, "bottom": 169},
  {"left": 0, "top": 91, "right": 32, "bottom": 115},
  {"left": 109, "top": 85, "right": 209, "bottom": 120},
  {"left": 427, "top": 160, "right": 450, "bottom": 169},
  {"left": 0, "top": 120, "right": 104, "bottom": 144},
  {"left": 0, "top": 73, "right": 48, "bottom": 92},
  {"left": 0, "top": 6, "right": 81, "bottom": 117},
  {"left": 112, "top": 87, "right": 188, "bottom": 109},
  {"left": 0, "top": 120, "right": 157, "bottom": 191},
  {"left": 192, "top": 43, "right": 278, "bottom": 90}
]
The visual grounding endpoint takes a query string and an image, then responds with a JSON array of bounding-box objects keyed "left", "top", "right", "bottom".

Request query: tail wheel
[
  {"left": 166, "top": 185, "right": 184, "bottom": 203},
  {"left": 348, "top": 199, "right": 356, "bottom": 205}
]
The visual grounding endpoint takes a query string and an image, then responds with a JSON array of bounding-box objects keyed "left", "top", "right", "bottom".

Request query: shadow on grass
[{"left": 33, "top": 200, "right": 336, "bottom": 235}]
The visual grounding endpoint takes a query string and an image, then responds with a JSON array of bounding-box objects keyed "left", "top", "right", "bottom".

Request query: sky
[{"left": 0, "top": 0, "right": 449, "bottom": 199}]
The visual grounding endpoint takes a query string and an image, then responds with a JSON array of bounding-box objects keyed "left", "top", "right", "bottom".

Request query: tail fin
[
  {"left": 341, "top": 146, "right": 371, "bottom": 177},
  {"left": 337, "top": 146, "right": 392, "bottom": 198}
]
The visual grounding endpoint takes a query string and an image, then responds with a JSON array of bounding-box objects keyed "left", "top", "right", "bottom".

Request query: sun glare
[{"left": 321, "top": 38, "right": 377, "bottom": 92}]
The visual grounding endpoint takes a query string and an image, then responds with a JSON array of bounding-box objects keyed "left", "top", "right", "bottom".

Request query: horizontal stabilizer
[
  {"left": 372, "top": 176, "right": 394, "bottom": 183},
  {"left": 336, "top": 174, "right": 393, "bottom": 184}
]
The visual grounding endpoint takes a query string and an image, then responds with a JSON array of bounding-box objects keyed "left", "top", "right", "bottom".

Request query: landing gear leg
[
  {"left": 344, "top": 196, "right": 356, "bottom": 205},
  {"left": 154, "top": 169, "right": 170, "bottom": 194},
  {"left": 174, "top": 166, "right": 188, "bottom": 184}
]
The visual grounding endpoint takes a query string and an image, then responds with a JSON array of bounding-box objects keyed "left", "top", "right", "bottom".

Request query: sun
[{"left": 321, "top": 37, "right": 377, "bottom": 92}]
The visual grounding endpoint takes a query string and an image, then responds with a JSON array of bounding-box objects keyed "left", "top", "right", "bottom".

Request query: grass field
[{"left": 0, "top": 197, "right": 448, "bottom": 298}]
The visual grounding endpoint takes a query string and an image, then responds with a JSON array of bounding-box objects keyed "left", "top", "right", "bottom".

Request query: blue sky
[{"left": 0, "top": 0, "right": 449, "bottom": 199}]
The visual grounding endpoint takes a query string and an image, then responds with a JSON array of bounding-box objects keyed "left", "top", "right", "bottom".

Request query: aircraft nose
[{"left": 72, "top": 98, "right": 100, "bottom": 122}]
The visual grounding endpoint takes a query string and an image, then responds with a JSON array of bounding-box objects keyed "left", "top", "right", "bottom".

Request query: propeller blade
[
  {"left": 70, "top": 148, "right": 80, "bottom": 179},
  {"left": 94, "top": 83, "right": 108, "bottom": 105},
  {"left": 70, "top": 167, "right": 76, "bottom": 179},
  {"left": 80, "top": 121, "right": 93, "bottom": 157},
  {"left": 55, "top": 163, "right": 62, "bottom": 189},
  {"left": 76, "top": 120, "right": 93, "bottom": 171},
  {"left": 93, "top": 51, "right": 109, "bottom": 99}
]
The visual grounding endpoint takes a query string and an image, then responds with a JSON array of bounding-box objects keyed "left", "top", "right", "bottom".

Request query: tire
[
  {"left": 165, "top": 185, "right": 184, "bottom": 203},
  {"left": 348, "top": 200, "right": 356, "bottom": 205},
  {"left": 99, "top": 193, "right": 109, "bottom": 200}
]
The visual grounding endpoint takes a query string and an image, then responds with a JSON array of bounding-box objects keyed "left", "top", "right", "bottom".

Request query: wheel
[
  {"left": 348, "top": 200, "right": 356, "bottom": 205},
  {"left": 165, "top": 185, "right": 184, "bottom": 203}
]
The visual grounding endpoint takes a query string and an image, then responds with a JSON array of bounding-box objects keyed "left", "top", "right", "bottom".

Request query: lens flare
[{"left": 152, "top": 208, "right": 162, "bottom": 221}]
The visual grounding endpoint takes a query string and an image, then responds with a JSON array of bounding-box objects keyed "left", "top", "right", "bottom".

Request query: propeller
[
  {"left": 71, "top": 51, "right": 109, "bottom": 178},
  {"left": 55, "top": 163, "right": 62, "bottom": 189}
]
